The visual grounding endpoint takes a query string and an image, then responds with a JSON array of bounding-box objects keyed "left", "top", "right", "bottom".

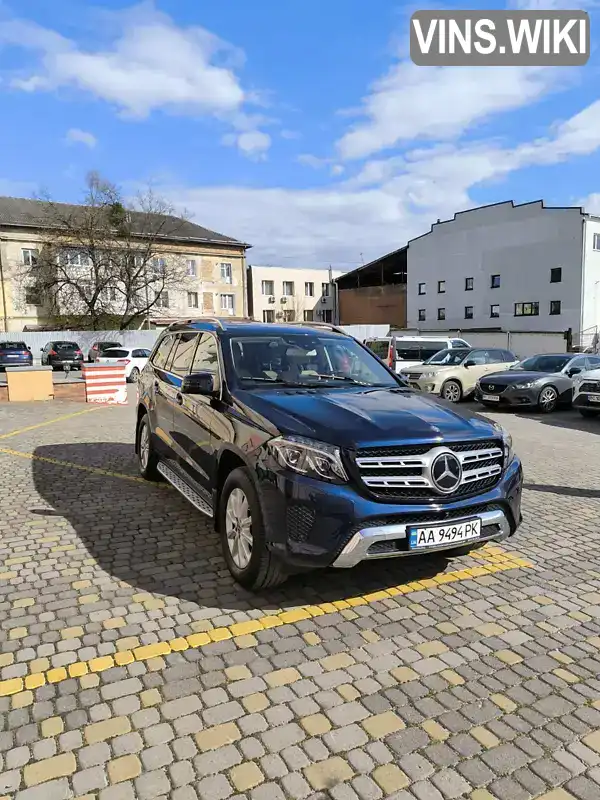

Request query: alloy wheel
[
  {"left": 139, "top": 422, "right": 150, "bottom": 471},
  {"left": 225, "top": 488, "right": 253, "bottom": 569},
  {"left": 539, "top": 386, "right": 558, "bottom": 412}
]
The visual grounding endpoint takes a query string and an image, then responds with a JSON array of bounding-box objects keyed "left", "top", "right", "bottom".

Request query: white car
[
  {"left": 572, "top": 365, "right": 600, "bottom": 418},
  {"left": 97, "top": 347, "right": 151, "bottom": 382}
]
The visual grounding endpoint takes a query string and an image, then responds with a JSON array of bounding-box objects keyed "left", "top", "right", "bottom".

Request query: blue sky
[{"left": 0, "top": 0, "right": 599, "bottom": 269}]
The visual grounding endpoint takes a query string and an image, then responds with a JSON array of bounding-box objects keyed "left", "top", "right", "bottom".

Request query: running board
[{"left": 157, "top": 462, "right": 214, "bottom": 518}]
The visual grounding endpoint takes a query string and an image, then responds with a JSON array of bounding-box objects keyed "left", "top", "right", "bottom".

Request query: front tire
[
  {"left": 538, "top": 385, "right": 558, "bottom": 413},
  {"left": 218, "top": 467, "right": 287, "bottom": 591},
  {"left": 579, "top": 408, "right": 599, "bottom": 418},
  {"left": 137, "top": 413, "right": 160, "bottom": 481},
  {"left": 441, "top": 380, "right": 462, "bottom": 403}
]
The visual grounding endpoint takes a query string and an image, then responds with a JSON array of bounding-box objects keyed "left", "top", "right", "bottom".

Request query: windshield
[
  {"left": 229, "top": 334, "right": 399, "bottom": 388},
  {"left": 511, "top": 354, "right": 571, "bottom": 372},
  {"left": 423, "top": 348, "right": 470, "bottom": 366}
]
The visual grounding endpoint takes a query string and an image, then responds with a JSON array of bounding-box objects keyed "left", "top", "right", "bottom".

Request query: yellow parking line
[
  {"left": 0, "top": 548, "right": 534, "bottom": 696},
  {"left": 0, "top": 406, "right": 102, "bottom": 440}
]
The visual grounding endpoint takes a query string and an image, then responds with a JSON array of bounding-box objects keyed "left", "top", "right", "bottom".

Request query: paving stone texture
[{"left": 0, "top": 395, "right": 600, "bottom": 799}]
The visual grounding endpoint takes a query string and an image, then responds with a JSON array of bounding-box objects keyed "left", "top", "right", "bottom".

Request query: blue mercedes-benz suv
[{"left": 135, "top": 319, "right": 522, "bottom": 591}]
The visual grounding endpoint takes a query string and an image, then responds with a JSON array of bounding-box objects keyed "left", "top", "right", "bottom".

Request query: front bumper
[
  {"left": 573, "top": 392, "right": 600, "bottom": 410},
  {"left": 475, "top": 385, "right": 539, "bottom": 407},
  {"left": 256, "top": 455, "right": 523, "bottom": 571}
]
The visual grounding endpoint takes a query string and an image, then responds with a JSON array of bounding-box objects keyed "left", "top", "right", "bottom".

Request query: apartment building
[
  {"left": 0, "top": 196, "right": 249, "bottom": 331},
  {"left": 247, "top": 265, "right": 345, "bottom": 324},
  {"left": 407, "top": 200, "right": 600, "bottom": 342}
]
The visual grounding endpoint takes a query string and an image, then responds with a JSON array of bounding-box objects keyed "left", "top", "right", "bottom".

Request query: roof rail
[
  {"left": 285, "top": 321, "right": 349, "bottom": 335},
  {"left": 166, "top": 316, "right": 253, "bottom": 331}
]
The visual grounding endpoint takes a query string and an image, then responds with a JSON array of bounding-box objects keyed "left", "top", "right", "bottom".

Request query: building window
[
  {"left": 155, "top": 291, "right": 169, "bottom": 308},
  {"left": 464, "top": 306, "right": 473, "bottom": 319},
  {"left": 304, "top": 310, "right": 314, "bottom": 321},
  {"left": 437, "top": 280, "right": 445, "bottom": 293},
  {"left": 550, "top": 267, "right": 562, "bottom": 283},
  {"left": 152, "top": 258, "right": 166, "bottom": 274},
  {"left": 283, "top": 309, "right": 295, "bottom": 322},
  {"left": 594, "top": 233, "right": 600, "bottom": 251},
  {"left": 261, "top": 280, "right": 274, "bottom": 295},
  {"left": 263, "top": 309, "right": 274, "bottom": 323},
  {"left": 465, "top": 277, "right": 473, "bottom": 291},
  {"left": 322, "top": 283, "right": 330, "bottom": 297},
  {"left": 437, "top": 307, "right": 446, "bottom": 320},
  {"left": 282, "top": 281, "right": 294, "bottom": 296},
  {"left": 22, "top": 248, "right": 40, "bottom": 267},
  {"left": 491, "top": 274, "right": 500, "bottom": 289},
  {"left": 25, "top": 287, "right": 41, "bottom": 305},
  {"left": 322, "top": 309, "right": 333, "bottom": 323},
  {"left": 418, "top": 309, "right": 426, "bottom": 322},
  {"left": 514, "top": 301, "right": 539, "bottom": 316},
  {"left": 103, "top": 287, "right": 117, "bottom": 302},
  {"left": 550, "top": 300, "right": 562, "bottom": 315},
  {"left": 490, "top": 304, "right": 500, "bottom": 318},
  {"left": 418, "top": 282, "right": 426, "bottom": 295},
  {"left": 186, "top": 259, "right": 197, "bottom": 277},
  {"left": 220, "top": 293, "right": 234, "bottom": 312},
  {"left": 220, "top": 263, "right": 232, "bottom": 284},
  {"left": 187, "top": 291, "right": 198, "bottom": 308},
  {"left": 305, "top": 282, "right": 314, "bottom": 297}
]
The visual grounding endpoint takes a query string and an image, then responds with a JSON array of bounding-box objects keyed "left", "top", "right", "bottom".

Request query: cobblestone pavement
[{"left": 1, "top": 397, "right": 600, "bottom": 800}]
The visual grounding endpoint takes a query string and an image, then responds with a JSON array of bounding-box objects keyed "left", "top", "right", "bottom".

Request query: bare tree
[{"left": 20, "top": 172, "right": 191, "bottom": 330}]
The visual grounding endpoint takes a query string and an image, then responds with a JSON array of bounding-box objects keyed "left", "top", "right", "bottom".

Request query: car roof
[
  {"left": 164, "top": 320, "right": 350, "bottom": 338},
  {"left": 525, "top": 352, "right": 573, "bottom": 358}
]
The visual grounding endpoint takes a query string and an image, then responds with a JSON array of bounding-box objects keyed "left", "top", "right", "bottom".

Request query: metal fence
[{"left": 0, "top": 330, "right": 161, "bottom": 356}]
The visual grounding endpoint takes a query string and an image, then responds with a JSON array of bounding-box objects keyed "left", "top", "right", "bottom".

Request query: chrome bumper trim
[{"left": 332, "top": 508, "right": 510, "bottom": 569}]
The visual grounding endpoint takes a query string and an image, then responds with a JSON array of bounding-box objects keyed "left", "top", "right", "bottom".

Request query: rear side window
[
  {"left": 503, "top": 350, "right": 517, "bottom": 362},
  {"left": 170, "top": 333, "right": 199, "bottom": 376},
  {"left": 452, "top": 339, "right": 470, "bottom": 348},
  {"left": 151, "top": 335, "right": 176, "bottom": 369},
  {"left": 132, "top": 349, "right": 151, "bottom": 358},
  {"left": 365, "top": 340, "right": 389, "bottom": 359},
  {"left": 487, "top": 349, "right": 508, "bottom": 362}
]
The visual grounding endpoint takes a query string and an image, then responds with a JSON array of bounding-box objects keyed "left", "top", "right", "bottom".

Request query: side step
[{"left": 158, "top": 462, "right": 214, "bottom": 518}]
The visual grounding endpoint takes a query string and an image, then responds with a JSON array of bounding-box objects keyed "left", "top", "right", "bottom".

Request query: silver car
[{"left": 475, "top": 353, "right": 600, "bottom": 413}]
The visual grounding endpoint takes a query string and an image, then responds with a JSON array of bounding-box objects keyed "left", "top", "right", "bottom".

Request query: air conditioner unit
[
  {"left": 268, "top": 296, "right": 275, "bottom": 303},
  {"left": 281, "top": 297, "right": 287, "bottom": 304}
]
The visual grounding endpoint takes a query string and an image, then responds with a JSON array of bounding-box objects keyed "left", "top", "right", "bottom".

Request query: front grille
[
  {"left": 406, "top": 373, "right": 423, "bottom": 381},
  {"left": 480, "top": 383, "right": 506, "bottom": 395},
  {"left": 353, "top": 439, "right": 504, "bottom": 503},
  {"left": 579, "top": 381, "right": 600, "bottom": 393}
]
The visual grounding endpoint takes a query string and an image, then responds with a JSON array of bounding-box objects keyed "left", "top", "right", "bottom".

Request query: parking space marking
[
  {"left": 0, "top": 445, "right": 171, "bottom": 488},
  {"left": 0, "top": 405, "right": 102, "bottom": 440},
  {"left": 0, "top": 546, "right": 533, "bottom": 697}
]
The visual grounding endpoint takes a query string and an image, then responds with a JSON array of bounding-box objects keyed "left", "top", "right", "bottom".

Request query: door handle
[{"left": 176, "top": 392, "right": 183, "bottom": 405}]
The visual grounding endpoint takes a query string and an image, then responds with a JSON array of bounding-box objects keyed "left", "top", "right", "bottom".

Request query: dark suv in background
[
  {"left": 136, "top": 319, "right": 522, "bottom": 591},
  {"left": 0, "top": 340, "right": 33, "bottom": 370},
  {"left": 41, "top": 340, "right": 84, "bottom": 370}
]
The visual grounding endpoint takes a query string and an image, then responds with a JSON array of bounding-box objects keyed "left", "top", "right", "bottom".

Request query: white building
[
  {"left": 407, "top": 201, "right": 600, "bottom": 346},
  {"left": 247, "top": 265, "right": 346, "bottom": 324}
]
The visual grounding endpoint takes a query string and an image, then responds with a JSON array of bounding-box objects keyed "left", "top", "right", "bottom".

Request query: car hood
[
  {"left": 234, "top": 386, "right": 500, "bottom": 449},
  {"left": 578, "top": 368, "right": 600, "bottom": 380},
  {"left": 481, "top": 370, "right": 558, "bottom": 385}
]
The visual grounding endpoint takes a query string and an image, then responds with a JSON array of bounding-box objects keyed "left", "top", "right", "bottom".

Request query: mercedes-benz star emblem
[{"left": 431, "top": 451, "right": 462, "bottom": 494}]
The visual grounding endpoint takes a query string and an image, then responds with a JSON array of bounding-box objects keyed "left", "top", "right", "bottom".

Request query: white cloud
[
  {"left": 65, "top": 128, "right": 97, "bottom": 148},
  {"left": 580, "top": 193, "right": 600, "bottom": 213},
  {"left": 235, "top": 130, "right": 272, "bottom": 160},
  {"left": 1, "top": 4, "right": 271, "bottom": 155},
  {"left": 336, "top": 62, "right": 562, "bottom": 161}
]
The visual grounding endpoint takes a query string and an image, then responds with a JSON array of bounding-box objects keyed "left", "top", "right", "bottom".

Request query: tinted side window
[
  {"left": 132, "top": 349, "right": 151, "bottom": 358},
  {"left": 487, "top": 349, "right": 507, "bottom": 363},
  {"left": 587, "top": 356, "right": 600, "bottom": 367},
  {"left": 502, "top": 350, "right": 517, "bottom": 362},
  {"left": 151, "top": 335, "right": 176, "bottom": 370},
  {"left": 170, "top": 333, "right": 200, "bottom": 376},
  {"left": 467, "top": 350, "right": 488, "bottom": 365},
  {"left": 192, "top": 333, "right": 220, "bottom": 374},
  {"left": 570, "top": 356, "right": 588, "bottom": 370}
]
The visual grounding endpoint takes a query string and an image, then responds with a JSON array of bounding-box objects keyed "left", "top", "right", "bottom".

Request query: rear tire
[
  {"left": 137, "top": 413, "right": 160, "bottom": 481},
  {"left": 129, "top": 367, "right": 140, "bottom": 383},
  {"left": 441, "top": 380, "right": 462, "bottom": 403},
  {"left": 219, "top": 467, "right": 287, "bottom": 591},
  {"left": 579, "top": 408, "right": 599, "bottom": 418}
]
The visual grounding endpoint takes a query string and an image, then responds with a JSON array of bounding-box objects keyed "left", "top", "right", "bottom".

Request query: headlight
[
  {"left": 421, "top": 371, "right": 437, "bottom": 379},
  {"left": 268, "top": 436, "right": 348, "bottom": 482},
  {"left": 493, "top": 423, "right": 513, "bottom": 468},
  {"left": 513, "top": 381, "right": 535, "bottom": 389}
]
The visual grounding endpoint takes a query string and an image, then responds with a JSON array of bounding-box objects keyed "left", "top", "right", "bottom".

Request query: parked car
[
  {"left": 400, "top": 347, "right": 519, "bottom": 403},
  {"left": 364, "top": 336, "right": 470, "bottom": 372},
  {"left": 135, "top": 320, "right": 522, "bottom": 591},
  {"left": 572, "top": 364, "right": 600, "bottom": 418},
  {"left": 87, "top": 341, "right": 122, "bottom": 362},
  {"left": 41, "top": 340, "right": 84, "bottom": 370},
  {"left": 98, "top": 347, "right": 151, "bottom": 382},
  {"left": 475, "top": 353, "right": 600, "bottom": 413},
  {"left": 0, "top": 340, "right": 33, "bottom": 370}
]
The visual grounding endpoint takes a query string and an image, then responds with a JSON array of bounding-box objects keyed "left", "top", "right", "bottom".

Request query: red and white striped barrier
[{"left": 82, "top": 364, "right": 127, "bottom": 405}]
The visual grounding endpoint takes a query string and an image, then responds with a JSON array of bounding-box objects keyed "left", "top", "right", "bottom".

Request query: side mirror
[
  {"left": 464, "top": 360, "right": 475, "bottom": 368},
  {"left": 181, "top": 371, "right": 216, "bottom": 396},
  {"left": 40, "top": 348, "right": 43, "bottom": 352},
  {"left": 568, "top": 367, "right": 582, "bottom": 377}
]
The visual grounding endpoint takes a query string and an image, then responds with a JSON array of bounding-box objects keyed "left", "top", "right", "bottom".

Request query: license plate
[
  {"left": 589, "top": 394, "right": 600, "bottom": 403},
  {"left": 409, "top": 518, "right": 481, "bottom": 549},
  {"left": 482, "top": 394, "right": 500, "bottom": 402}
]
